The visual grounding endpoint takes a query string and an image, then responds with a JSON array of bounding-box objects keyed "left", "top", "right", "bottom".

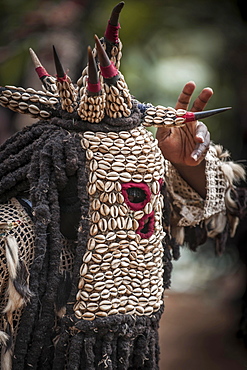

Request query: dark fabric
[{"left": 53, "top": 307, "right": 164, "bottom": 370}]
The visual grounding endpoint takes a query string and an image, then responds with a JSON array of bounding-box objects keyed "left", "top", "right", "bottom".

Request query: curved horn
[
  {"left": 29, "top": 48, "right": 57, "bottom": 94},
  {"left": 109, "top": 1, "right": 125, "bottom": 26},
  {"left": 95, "top": 33, "right": 132, "bottom": 119},
  {"left": 104, "top": 2, "right": 125, "bottom": 43},
  {"left": 103, "top": 2, "right": 124, "bottom": 69}
]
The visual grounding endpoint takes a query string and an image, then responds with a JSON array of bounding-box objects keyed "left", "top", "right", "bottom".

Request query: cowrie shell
[
  {"left": 94, "top": 281, "right": 105, "bottom": 291},
  {"left": 110, "top": 205, "right": 119, "bottom": 218},
  {"left": 94, "top": 234, "right": 106, "bottom": 243},
  {"left": 119, "top": 172, "right": 131, "bottom": 182},
  {"left": 89, "top": 224, "right": 98, "bottom": 236},
  {"left": 91, "top": 211, "right": 100, "bottom": 223},
  {"left": 106, "top": 171, "right": 119, "bottom": 181},
  {"left": 111, "top": 162, "right": 126, "bottom": 172},
  {"left": 100, "top": 204, "right": 110, "bottom": 216},
  {"left": 99, "top": 300, "right": 112, "bottom": 311},
  {"left": 108, "top": 218, "right": 117, "bottom": 230},
  {"left": 91, "top": 199, "right": 101, "bottom": 211},
  {"left": 95, "top": 243, "right": 108, "bottom": 253},
  {"left": 84, "top": 283, "right": 94, "bottom": 292},
  {"left": 82, "top": 312, "right": 95, "bottom": 321},
  {"left": 95, "top": 311, "right": 108, "bottom": 317},
  {"left": 98, "top": 219, "right": 108, "bottom": 232},
  {"left": 79, "top": 264, "right": 88, "bottom": 276},
  {"left": 9, "top": 99, "right": 18, "bottom": 107},
  {"left": 104, "top": 181, "right": 115, "bottom": 192},
  {"left": 83, "top": 251, "right": 92, "bottom": 263},
  {"left": 40, "top": 110, "right": 50, "bottom": 118},
  {"left": 99, "top": 192, "right": 109, "bottom": 203},
  {"left": 98, "top": 160, "right": 111, "bottom": 171},
  {"left": 108, "top": 193, "right": 117, "bottom": 204},
  {"left": 28, "top": 104, "right": 40, "bottom": 114}
]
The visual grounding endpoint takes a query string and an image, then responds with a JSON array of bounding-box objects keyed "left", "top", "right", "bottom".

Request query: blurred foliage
[
  {"left": 0, "top": 0, "right": 247, "bottom": 160},
  {"left": 171, "top": 241, "right": 243, "bottom": 295}
]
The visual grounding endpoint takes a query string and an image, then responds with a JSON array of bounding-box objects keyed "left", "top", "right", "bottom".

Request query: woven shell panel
[{"left": 74, "top": 125, "right": 166, "bottom": 320}]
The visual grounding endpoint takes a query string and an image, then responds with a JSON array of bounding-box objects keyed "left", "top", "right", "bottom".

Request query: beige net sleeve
[{"left": 164, "top": 145, "right": 230, "bottom": 227}]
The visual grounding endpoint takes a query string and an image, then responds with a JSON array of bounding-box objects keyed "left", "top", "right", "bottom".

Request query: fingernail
[
  {"left": 196, "top": 135, "right": 204, "bottom": 143},
  {"left": 191, "top": 153, "right": 199, "bottom": 161}
]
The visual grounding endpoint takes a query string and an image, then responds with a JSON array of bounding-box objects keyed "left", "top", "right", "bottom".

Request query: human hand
[{"left": 156, "top": 81, "right": 213, "bottom": 166}]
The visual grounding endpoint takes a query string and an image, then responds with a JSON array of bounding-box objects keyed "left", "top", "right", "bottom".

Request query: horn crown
[{"left": 0, "top": 2, "right": 231, "bottom": 126}]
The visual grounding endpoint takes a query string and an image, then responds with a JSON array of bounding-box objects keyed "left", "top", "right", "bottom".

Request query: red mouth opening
[{"left": 136, "top": 211, "right": 155, "bottom": 239}]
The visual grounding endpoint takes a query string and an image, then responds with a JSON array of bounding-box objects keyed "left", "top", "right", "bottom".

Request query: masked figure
[{"left": 0, "top": 2, "right": 244, "bottom": 369}]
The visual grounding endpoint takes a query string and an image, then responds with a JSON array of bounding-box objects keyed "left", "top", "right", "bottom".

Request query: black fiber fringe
[{"left": 53, "top": 307, "right": 164, "bottom": 370}]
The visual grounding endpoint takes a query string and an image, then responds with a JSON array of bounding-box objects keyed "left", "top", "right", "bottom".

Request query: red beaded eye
[{"left": 121, "top": 182, "right": 151, "bottom": 211}]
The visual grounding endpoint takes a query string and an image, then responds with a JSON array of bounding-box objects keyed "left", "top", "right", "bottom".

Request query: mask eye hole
[
  {"left": 121, "top": 182, "right": 151, "bottom": 211},
  {"left": 126, "top": 187, "right": 146, "bottom": 203}
]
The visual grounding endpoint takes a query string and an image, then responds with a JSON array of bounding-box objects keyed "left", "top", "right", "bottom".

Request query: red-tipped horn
[
  {"left": 109, "top": 1, "right": 125, "bottom": 26},
  {"left": 94, "top": 35, "right": 119, "bottom": 79},
  {"left": 104, "top": 2, "right": 124, "bottom": 43},
  {"left": 29, "top": 48, "right": 50, "bottom": 79},
  {"left": 29, "top": 48, "right": 57, "bottom": 93},
  {"left": 183, "top": 107, "right": 232, "bottom": 122}
]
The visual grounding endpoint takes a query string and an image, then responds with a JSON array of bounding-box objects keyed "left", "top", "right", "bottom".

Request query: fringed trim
[
  {"left": 206, "top": 145, "right": 246, "bottom": 239},
  {"left": 54, "top": 307, "right": 163, "bottom": 370},
  {"left": 0, "top": 331, "right": 9, "bottom": 347},
  {"left": 0, "top": 330, "right": 12, "bottom": 370},
  {"left": 1, "top": 347, "right": 13, "bottom": 370},
  {"left": 4, "top": 235, "right": 24, "bottom": 316},
  {"left": 3, "top": 235, "right": 32, "bottom": 316},
  {"left": 0, "top": 215, "right": 33, "bottom": 369},
  {"left": 166, "top": 144, "right": 246, "bottom": 252}
]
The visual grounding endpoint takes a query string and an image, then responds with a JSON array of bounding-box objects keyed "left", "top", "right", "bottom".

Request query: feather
[{"left": 5, "top": 235, "right": 19, "bottom": 280}]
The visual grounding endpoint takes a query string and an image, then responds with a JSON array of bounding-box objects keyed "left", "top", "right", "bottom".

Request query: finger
[
  {"left": 191, "top": 131, "right": 210, "bottom": 162},
  {"left": 191, "top": 87, "right": 213, "bottom": 112},
  {"left": 195, "top": 121, "right": 209, "bottom": 143},
  {"left": 175, "top": 81, "right": 196, "bottom": 110}
]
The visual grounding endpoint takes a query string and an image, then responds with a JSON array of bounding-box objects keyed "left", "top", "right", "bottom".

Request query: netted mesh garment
[
  {"left": 0, "top": 198, "right": 76, "bottom": 367},
  {"left": 0, "top": 198, "right": 34, "bottom": 348},
  {"left": 165, "top": 145, "right": 227, "bottom": 227}
]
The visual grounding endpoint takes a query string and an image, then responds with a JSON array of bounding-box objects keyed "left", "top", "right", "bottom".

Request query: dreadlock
[{"left": 0, "top": 116, "right": 88, "bottom": 369}]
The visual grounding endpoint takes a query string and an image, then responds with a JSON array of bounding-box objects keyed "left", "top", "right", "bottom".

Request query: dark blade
[
  {"left": 95, "top": 35, "right": 111, "bottom": 67},
  {"left": 53, "top": 45, "right": 66, "bottom": 78},
  {"left": 193, "top": 107, "right": 232, "bottom": 120}
]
